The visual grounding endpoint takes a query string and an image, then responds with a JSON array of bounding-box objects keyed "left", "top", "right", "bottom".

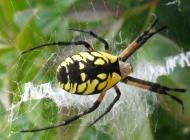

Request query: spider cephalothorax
[{"left": 20, "top": 15, "right": 186, "bottom": 133}]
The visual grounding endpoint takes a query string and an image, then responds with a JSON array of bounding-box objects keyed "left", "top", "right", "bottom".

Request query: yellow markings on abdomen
[
  {"left": 57, "top": 61, "right": 68, "bottom": 73},
  {"left": 79, "top": 52, "right": 95, "bottom": 61},
  {"left": 110, "top": 72, "right": 121, "bottom": 86},
  {"left": 69, "top": 83, "right": 77, "bottom": 94},
  {"left": 64, "top": 82, "right": 71, "bottom": 91},
  {"left": 72, "top": 55, "right": 83, "bottom": 61},
  {"left": 77, "top": 83, "right": 87, "bottom": 93},
  {"left": 80, "top": 73, "right": 86, "bottom": 81},
  {"left": 103, "top": 72, "right": 121, "bottom": 91},
  {"left": 100, "top": 52, "right": 118, "bottom": 63},
  {"left": 65, "top": 57, "right": 74, "bottom": 64},
  {"left": 91, "top": 52, "right": 109, "bottom": 63},
  {"left": 57, "top": 65, "right": 62, "bottom": 72},
  {"left": 57, "top": 51, "right": 121, "bottom": 95},
  {"left": 97, "top": 81, "right": 107, "bottom": 91},
  {"left": 79, "top": 62, "right": 85, "bottom": 69},
  {"left": 91, "top": 52, "right": 103, "bottom": 57},
  {"left": 61, "top": 61, "right": 67, "bottom": 67},
  {"left": 97, "top": 73, "right": 107, "bottom": 80},
  {"left": 94, "top": 58, "right": 105, "bottom": 65},
  {"left": 84, "top": 79, "right": 99, "bottom": 95}
]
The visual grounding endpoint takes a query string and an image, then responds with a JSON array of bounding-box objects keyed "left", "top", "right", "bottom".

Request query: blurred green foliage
[{"left": 0, "top": 0, "right": 190, "bottom": 140}]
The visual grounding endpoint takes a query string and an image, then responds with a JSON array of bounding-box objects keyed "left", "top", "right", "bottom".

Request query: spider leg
[
  {"left": 20, "top": 92, "right": 107, "bottom": 133},
  {"left": 122, "top": 76, "right": 186, "bottom": 112},
  {"left": 89, "top": 86, "right": 121, "bottom": 127},
  {"left": 21, "top": 41, "right": 93, "bottom": 55},
  {"left": 69, "top": 28, "right": 109, "bottom": 51},
  {"left": 119, "top": 15, "right": 167, "bottom": 61}
]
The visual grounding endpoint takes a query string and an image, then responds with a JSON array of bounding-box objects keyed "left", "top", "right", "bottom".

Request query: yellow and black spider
[{"left": 20, "top": 16, "right": 186, "bottom": 133}]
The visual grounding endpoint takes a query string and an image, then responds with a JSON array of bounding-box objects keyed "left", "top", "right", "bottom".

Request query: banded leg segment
[
  {"left": 119, "top": 15, "right": 167, "bottom": 61},
  {"left": 69, "top": 29, "right": 109, "bottom": 51},
  {"left": 89, "top": 86, "right": 121, "bottom": 126},
  {"left": 122, "top": 76, "right": 186, "bottom": 112},
  {"left": 21, "top": 41, "right": 92, "bottom": 55},
  {"left": 20, "top": 92, "right": 107, "bottom": 133}
]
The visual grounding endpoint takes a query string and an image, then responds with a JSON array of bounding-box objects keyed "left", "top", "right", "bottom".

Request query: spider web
[
  {"left": 7, "top": 51, "right": 190, "bottom": 140},
  {"left": 0, "top": 0, "right": 188, "bottom": 140}
]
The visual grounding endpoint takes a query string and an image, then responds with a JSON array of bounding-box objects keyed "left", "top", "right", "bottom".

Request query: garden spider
[{"left": 20, "top": 16, "right": 186, "bottom": 133}]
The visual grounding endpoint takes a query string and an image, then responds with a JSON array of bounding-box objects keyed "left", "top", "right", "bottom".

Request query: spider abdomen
[{"left": 57, "top": 51, "right": 121, "bottom": 95}]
